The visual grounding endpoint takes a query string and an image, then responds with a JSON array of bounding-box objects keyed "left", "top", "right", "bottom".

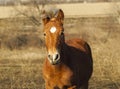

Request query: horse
[{"left": 42, "top": 9, "right": 93, "bottom": 89}]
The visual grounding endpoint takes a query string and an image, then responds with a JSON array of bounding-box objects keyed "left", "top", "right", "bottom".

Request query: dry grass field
[{"left": 0, "top": 17, "right": 120, "bottom": 89}]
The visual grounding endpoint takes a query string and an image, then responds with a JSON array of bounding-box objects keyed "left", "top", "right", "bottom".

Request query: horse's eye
[
  {"left": 61, "top": 30, "right": 64, "bottom": 35},
  {"left": 61, "top": 32, "right": 64, "bottom": 35},
  {"left": 43, "top": 33, "right": 46, "bottom": 36}
]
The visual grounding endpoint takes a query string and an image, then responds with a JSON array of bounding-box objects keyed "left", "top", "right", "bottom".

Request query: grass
[
  {"left": 0, "top": 48, "right": 45, "bottom": 89},
  {"left": 0, "top": 17, "right": 120, "bottom": 89}
]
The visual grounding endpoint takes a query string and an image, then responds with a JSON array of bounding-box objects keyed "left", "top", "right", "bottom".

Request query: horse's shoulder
[{"left": 66, "top": 38, "right": 90, "bottom": 53}]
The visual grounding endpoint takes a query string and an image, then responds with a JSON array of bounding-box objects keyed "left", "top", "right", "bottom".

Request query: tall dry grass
[{"left": 0, "top": 48, "right": 45, "bottom": 89}]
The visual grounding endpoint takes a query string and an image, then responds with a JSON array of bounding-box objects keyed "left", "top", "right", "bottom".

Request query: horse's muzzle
[{"left": 48, "top": 53, "right": 60, "bottom": 65}]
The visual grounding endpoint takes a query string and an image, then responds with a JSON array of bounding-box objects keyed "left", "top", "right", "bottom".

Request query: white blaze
[{"left": 50, "top": 26, "right": 56, "bottom": 33}]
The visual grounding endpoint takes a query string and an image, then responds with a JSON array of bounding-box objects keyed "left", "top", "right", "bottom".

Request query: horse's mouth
[{"left": 51, "top": 59, "right": 61, "bottom": 65}]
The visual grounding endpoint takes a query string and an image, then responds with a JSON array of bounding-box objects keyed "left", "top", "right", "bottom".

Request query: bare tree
[{"left": 13, "top": 0, "right": 47, "bottom": 26}]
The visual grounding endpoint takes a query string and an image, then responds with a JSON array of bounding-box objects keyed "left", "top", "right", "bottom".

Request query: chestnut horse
[{"left": 42, "top": 9, "right": 93, "bottom": 89}]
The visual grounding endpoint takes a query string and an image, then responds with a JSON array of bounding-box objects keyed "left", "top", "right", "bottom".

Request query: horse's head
[{"left": 42, "top": 9, "right": 65, "bottom": 65}]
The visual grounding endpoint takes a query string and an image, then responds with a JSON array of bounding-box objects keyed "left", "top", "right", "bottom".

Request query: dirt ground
[{"left": 0, "top": 17, "right": 120, "bottom": 89}]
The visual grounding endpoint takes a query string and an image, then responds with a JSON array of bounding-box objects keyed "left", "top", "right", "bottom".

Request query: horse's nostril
[
  {"left": 54, "top": 54, "right": 59, "bottom": 60},
  {"left": 48, "top": 54, "right": 52, "bottom": 60}
]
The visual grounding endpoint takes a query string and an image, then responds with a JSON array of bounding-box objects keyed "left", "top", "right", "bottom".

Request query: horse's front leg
[
  {"left": 45, "top": 80, "right": 61, "bottom": 89},
  {"left": 45, "top": 81, "right": 54, "bottom": 89},
  {"left": 45, "top": 82, "right": 50, "bottom": 89}
]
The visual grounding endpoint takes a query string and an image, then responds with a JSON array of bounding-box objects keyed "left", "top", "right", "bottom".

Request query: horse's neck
[{"left": 60, "top": 43, "right": 70, "bottom": 65}]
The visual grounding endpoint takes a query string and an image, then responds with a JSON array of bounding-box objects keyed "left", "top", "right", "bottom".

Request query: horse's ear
[
  {"left": 55, "top": 9, "right": 64, "bottom": 24},
  {"left": 42, "top": 17, "right": 50, "bottom": 25},
  {"left": 41, "top": 10, "right": 50, "bottom": 25}
]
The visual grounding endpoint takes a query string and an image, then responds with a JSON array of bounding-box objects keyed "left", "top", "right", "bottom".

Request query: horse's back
[{"left": 66, "top": 38, "right": 91, "bottom": 54}]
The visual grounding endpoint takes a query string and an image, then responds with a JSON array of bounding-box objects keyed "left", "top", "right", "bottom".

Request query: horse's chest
[
  {"left": 44, "top": 66, "right": 73, "bottom": 89},
  {"left": 47, "top": 71, "right": 62, "bottom": 82}
]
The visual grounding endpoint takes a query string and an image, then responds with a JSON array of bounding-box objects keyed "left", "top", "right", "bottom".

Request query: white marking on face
[{"left": 50, "top": 26, "right": 57, "bottom": 33}]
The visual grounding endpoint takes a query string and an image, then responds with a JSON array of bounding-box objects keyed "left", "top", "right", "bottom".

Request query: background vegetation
[
  {"left": 0, "top": 1, "right": 120, "bottom": 89},
  {"left": 0, "top": 16, "right": 120, "bottom": 89}
]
